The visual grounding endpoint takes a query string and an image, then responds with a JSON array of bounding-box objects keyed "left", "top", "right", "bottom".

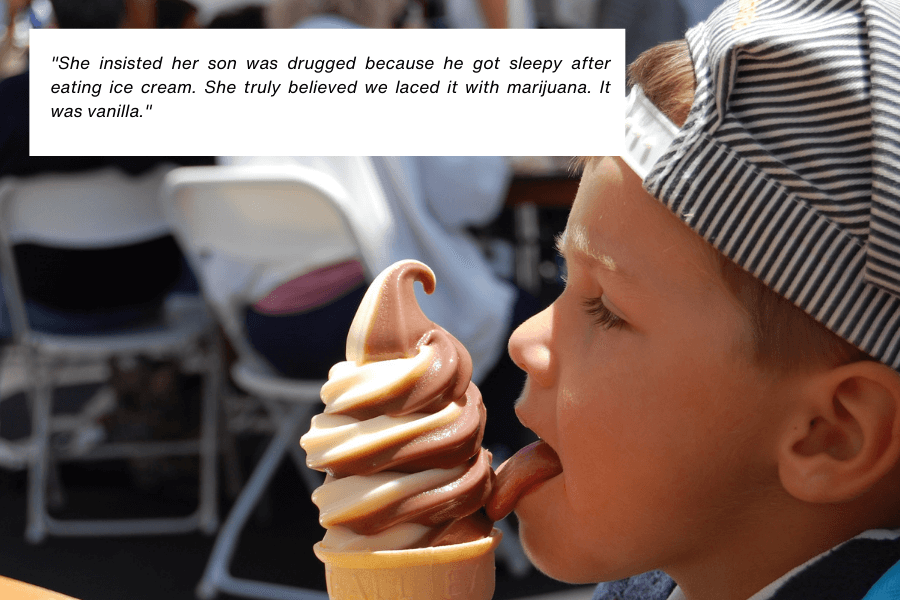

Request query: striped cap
[{"left": 638, "top": 0, "right": 900, "bottom": 370}]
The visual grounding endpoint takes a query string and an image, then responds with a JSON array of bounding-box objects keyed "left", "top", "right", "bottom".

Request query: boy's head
[
  {"left": 508, "top": 0, "right": 900, "bottom": 595},
  {"left": 625, "top": 40, "right": 869, "bottom": 374}
]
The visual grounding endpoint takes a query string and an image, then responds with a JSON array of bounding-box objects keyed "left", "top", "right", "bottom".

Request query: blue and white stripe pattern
[{"left": 644, "top": 0, "right": 900, "bottom": 369}]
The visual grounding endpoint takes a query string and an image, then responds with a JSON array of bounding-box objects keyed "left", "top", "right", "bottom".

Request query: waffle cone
[{"left": 313, "top": 528, "right": 502, "bottom": 600}]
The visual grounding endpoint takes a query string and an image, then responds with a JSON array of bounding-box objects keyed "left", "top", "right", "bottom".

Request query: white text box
[{"left": 30, "top": 28, "right": 625, "bottom": 156}]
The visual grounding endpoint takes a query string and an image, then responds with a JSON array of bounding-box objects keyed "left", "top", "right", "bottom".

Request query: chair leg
[
  {"left": 46, "top": 460, "right": 66, "bottom": 510},
  {"left": 25, "top": 355, "right": 53, "bottom": 544},
  {"left": 219, "top": 414, "right": 245, "bottom": 501},
  {"left": 197, "top": 342, "right": 223, "bottom": 535},
  {"left": 196, "top": 403, "right": 308, "bottom": 600}
]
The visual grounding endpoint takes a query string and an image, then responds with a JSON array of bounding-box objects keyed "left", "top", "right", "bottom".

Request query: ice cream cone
[{"left": 313, "top": 528, "right": 502, "bottom": 600}]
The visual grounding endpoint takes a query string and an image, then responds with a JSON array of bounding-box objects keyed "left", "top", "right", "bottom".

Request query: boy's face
[{"left": 508, "top": 157, "right": 796, "bottom": 583}]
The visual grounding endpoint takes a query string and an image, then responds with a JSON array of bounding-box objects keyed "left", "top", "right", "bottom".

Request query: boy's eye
[{"left": 583, "top": 296, "right": 625, "bottom": 330}]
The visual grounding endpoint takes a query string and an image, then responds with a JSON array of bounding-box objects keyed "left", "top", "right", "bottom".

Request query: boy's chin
[
  {"left": 520, "top": 532, "right": 626, "bottom": 585},
  {"left": 515, "top": 480, "right": 641, "bottom": 585},
  {"left": 515, "top": 478, "right": 599, "bottom": 584},
  {"left": 522, "top": 535, "right": 645, "bottom": 585}
]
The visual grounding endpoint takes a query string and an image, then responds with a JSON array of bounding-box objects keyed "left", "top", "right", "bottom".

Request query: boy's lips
[{"left": 485, "top": 440, "right": 563, "bottom": 521}]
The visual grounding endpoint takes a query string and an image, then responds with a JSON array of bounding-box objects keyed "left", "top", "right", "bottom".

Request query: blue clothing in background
[{"left": 245, "top": 284, "right": 366, "bottom": 380}]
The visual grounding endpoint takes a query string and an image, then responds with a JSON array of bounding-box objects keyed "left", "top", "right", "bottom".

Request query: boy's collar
[
  {"left": 663, "top": 528, "right": 900, "bottom": 600},
  {"left": 593, "top": 528, "right": 900, "bottom": 600}
]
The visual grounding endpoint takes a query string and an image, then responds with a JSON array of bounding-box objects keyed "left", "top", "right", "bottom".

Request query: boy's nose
[{"left": 508, "top": 306, "right": 555, "bottom": 388}]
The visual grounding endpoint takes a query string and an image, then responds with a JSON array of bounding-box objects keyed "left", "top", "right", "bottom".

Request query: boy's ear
[{"left": 778, "top": 361, "right": 900, "bottom": 504}]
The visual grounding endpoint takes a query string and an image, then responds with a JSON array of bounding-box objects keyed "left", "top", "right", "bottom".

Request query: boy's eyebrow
[{"left": 555, "top": 225, "right": 621, "bottom": 275}]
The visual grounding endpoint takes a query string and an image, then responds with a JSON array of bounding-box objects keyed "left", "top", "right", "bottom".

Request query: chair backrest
[
  {"left": 1, "top": 166, "right": 171, "bottom": 248},
  {"left": 160, "top": 164, "right": 374, "bottom": 365},
  {"left": 0, "top": 166, "right": 175, "bottom": 340}
]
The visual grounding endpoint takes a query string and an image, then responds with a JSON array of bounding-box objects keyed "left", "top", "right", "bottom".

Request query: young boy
[{"left": 502, "top": 1, "right": 900, "bottom": 599}]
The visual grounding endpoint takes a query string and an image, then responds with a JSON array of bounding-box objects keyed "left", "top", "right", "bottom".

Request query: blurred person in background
[
  {"left": 156, "top": 0, "right": 199, "bottom": 27},
  {"left": 265, "top": 0, "right": 408, "bottom": 28},
  {"left": 470, "top": 0, "right": 507, "bottom": 27},
  {"left": 681, "top": 0, "right": 723, "bottom": 25},
  {"left": 523, "top": 0, "right": 687, "bottom": 63},
  {"left": 442, "top": 0, "right": 534, "bottom": 28},
  {"left": 594, "top": 0, "right": 688, "bottom": 65},
  {"left": 0, "top": 0, "right": 29, "bottom": 79},
  {"left": 0, "top": 0, "right": 211, "bottom": 337},
  {"left": 0, "top": 0, "right": 52, "bottom": 80},
  {"left": 206, "top": 3, "right": 264, "bottom": 27},
  {"left": 529, "top": 0, "right": 686, "bottom": 64},
  {"left": 265, "top": 0, "right": 532, "bottom": 29}
]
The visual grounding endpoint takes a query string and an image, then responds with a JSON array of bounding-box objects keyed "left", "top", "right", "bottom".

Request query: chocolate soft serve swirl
[{"left": 301, "top": 260, "right": 494, "bottom": 552}]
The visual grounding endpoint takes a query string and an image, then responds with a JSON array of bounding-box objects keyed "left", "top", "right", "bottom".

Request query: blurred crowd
[{"left": 0, "top": 0, "right": 718, "bottom": 459}]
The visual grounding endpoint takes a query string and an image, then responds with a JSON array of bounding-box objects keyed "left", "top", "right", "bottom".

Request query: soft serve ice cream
[{"left": 301, "top": 260, "right": 494, "bottom": 552}]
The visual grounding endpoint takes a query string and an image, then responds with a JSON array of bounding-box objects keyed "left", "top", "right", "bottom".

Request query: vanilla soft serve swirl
[{"left": 301, "top": 260, "right": 494, "bottom": 551}]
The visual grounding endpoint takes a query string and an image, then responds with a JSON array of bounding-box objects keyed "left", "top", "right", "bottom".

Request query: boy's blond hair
[{"left": 583, "top": 40, "right": 868, "bottom": 372}]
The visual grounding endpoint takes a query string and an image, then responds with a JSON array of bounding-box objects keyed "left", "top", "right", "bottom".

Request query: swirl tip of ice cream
[{"left": 346, "top": 259, "right": 437, "bottom": 365}]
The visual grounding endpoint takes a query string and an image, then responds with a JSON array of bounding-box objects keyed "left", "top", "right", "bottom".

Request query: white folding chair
[
  {"left": 0, "top": 166, "right": 222, "bottom": 543},
  {"left": 161, "top": 164, "right": 371, "bottom": 600}
]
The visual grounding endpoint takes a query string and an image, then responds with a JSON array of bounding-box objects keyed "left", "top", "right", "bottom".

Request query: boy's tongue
[{"left": 485, "top": 440, "right": 563, "bottom": 521}]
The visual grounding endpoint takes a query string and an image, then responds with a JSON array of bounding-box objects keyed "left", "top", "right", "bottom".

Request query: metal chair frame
[{"left": 0, "top": 173, "right": 221, "bottom": 543}]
